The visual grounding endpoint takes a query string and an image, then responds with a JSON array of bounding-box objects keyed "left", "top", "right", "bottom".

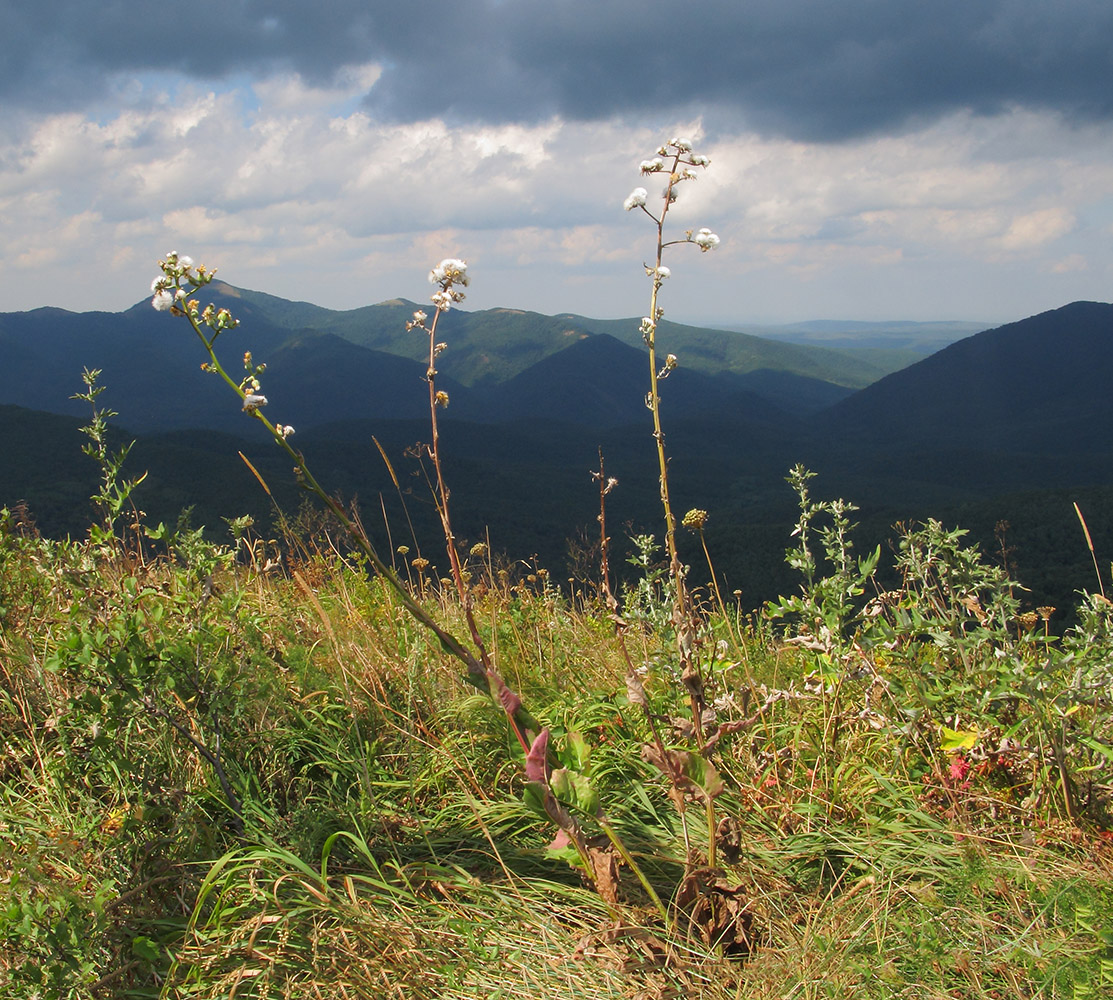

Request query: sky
[{"left": 2, "top": 0, "right": 1113, "bottom": 326}]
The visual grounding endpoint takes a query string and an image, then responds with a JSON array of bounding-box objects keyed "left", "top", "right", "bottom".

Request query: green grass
[{"left": 2, "top": 521, "right": 1112, "bottom": 999}]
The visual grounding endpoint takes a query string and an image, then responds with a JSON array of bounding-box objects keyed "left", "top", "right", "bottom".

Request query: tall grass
[{"left": 3, "top": 522, "right": 1111, "bottom": 997}]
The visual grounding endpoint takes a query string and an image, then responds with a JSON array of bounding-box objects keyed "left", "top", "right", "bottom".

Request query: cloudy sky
[{"left": 3, "top": 0, "right": 1113, "bottom": 325}]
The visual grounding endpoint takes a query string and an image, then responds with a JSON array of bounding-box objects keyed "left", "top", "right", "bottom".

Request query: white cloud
[
  {"left": 1050, "top": 253, "right": 1088, "bottom": 274},
  {"left": 0, "top": 79, "right": 1111, "bottom": 323},
  {"left": 998, "top": 207, "right": 1076, "bottom": 250}
]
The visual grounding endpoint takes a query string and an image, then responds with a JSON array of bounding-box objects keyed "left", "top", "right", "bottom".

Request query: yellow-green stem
[{"left": 598, "top": 817, "right": 670, "bottom": 929}]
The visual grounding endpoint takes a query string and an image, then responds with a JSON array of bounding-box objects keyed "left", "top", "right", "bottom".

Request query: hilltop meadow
[{"left": 3, "top": 140, "right": 1113, "bottom": 999}]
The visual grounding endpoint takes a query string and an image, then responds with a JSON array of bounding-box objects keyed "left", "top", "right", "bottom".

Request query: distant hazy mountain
[
  {"left": 713, "top": 318, "right": 986, "bottom": 353},
  {"left": 5, "top": 297, "right": 1113, "bottom": 618},
  {"left": 822, "top": 301, "right": 1113, "bottom": 451},
  {"left": 479, "top": 333, "right": 803, "bottom": 427},
  {"left": 0, "top": 286, "right": 884, "bottom": 434},
  {"left": 202, "top": 284, "right": 904, "bottom": 388}
]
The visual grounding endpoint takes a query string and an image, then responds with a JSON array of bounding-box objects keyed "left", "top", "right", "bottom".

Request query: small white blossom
[
  {"left": 242, "top": 393, "right": 268, "bottom": 412},
  {"left": 692, "top": 228, "right": 720, "bottom": 251},
  {"left": 413, "top": 309, "right": 427, "bottom": 323},
  {"left": 654, "top": 265, "right": 671, "bottom": 280},
  {"left": 151, "top": 276, "right": 169, "bottom": 293},
  {"left": 680, "top": 168, "right": 698, "bottom": 181},
  {"left": 690, "top": 153, "right": 711, "bottom": 167},
  {"left": 430, "top": 290, "right": 454, "bottom": 311},
  {"left": 429, "top": 258, "right": 468, "bottom": 286},
  {"left": 639, "top": 158, "right": 664, "bottom": 173},
  {"left": 152, "top": 289, "right": 174, "bottom": 311},
  {"left": 275, "top": 423, "right": 295, "bottom": 439},
  {"left": 623, "top": 187, "right": 648, "bottom": 211},
  {"left": 177, "top": 255, "right": 194, "bottom": 271},
  {"left": 670, "top": 137, "right": 693, "bottom": 151}
]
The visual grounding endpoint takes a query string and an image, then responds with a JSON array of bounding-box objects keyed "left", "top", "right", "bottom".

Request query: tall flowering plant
[
  {"left": 621, "top": 139, "right": 729, "bottom": 874},
  {"left": 150, "top": 253, "right": 513, "bottom": 698},
  {"left": 623, "top": 137, "right": 720, "bottom": 743},
  {"left": 149, "top": 249, "right": 618, "bottom": 891}
]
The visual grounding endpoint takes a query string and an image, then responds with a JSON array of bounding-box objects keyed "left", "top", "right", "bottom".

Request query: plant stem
[
  {"left": 640, "top": 154, "right": 706, "bottom": 744},
  {"left": 598, "top": 816, "right": 670, "bottom": 929}
]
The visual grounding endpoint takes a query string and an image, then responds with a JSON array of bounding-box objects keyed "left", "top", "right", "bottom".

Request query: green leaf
[
  {"left": 132, "top": 935, "right": 161, "bottom": 963},
  {"left": 858, "top": 544, "right": 882, "bottom": 578},
  {"left": 522, "top": 781, "right": 548, "bottom": 818},
  {"left": 564, "top": 731, "right": 591, "bottom": 772},
  {"left": 683, "top": 754, "right": 724, "bottom": 800},
  {"left": 550, "top": 768, "right": 599, "bottom": 817},
  {"left": 1079, "top": 735, "right": 1113, "bottom": 763},
  {"left": 939, "top": 725, "right": 979, "bottom": 752}
]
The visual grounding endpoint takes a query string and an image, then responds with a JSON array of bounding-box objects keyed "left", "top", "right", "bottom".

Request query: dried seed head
[{"left": 682, "top": 508, "right": 709, "bottom": 530}]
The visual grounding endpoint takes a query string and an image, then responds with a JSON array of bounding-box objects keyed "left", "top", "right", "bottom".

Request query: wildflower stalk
[
  {"left": 152, "top": 254, "right": 510, "bottom": 710},
  {"left": 71, "top": 367, "right": 148, "bottom": 551},
  {"left": 685, "top": 507, "right": 740, "bottom": 648},
  {"left": 626, "top": 139, "right": 720, "bottom": 744},
  {"left": 407, "top": 271, "right": 506, "bottom": 729},
  {"left": 591, "top": 450, "right": 620, "bottom": 615},
  {"left": 597, "top": 817, "right": 669, "bottom": 924}
]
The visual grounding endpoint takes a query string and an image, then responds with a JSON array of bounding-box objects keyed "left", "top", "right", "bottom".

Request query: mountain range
[{"left": 2, "top": 290, "right": 1111, "bottom": 615}]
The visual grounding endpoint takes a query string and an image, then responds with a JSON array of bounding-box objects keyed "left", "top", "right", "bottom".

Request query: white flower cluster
[
  {"left": 623, "top": 137, "right": 715, "bottom": 217},
  {"left": 692, "top": 228, "right": 720, "bottom": 252},
  {"left": 150, "top": 250, "right": 215, "bottom": 313},
  {"left": 151, "top": 285, "right": 175, "bottom": 312},
  {"left": 623, "top": 187, "right": 648, "bottom": 211},
  {"left": 429, "top": 258, "right": 468, "bottom": 286},
  {"left": 428, "top": 257, "right": 469, "bottom": 312}
]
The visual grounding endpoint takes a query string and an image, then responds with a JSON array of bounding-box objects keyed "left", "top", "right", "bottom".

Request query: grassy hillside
[{"left": 3, "top": 482, "right": 1112, "bottom": 997}]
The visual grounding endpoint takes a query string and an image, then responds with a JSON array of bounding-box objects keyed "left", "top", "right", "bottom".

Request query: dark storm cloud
[{"left": 4, "top": 0, "right": 1112, "bottom": 140}]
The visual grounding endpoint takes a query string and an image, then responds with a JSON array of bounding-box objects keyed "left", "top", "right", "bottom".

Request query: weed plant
[{"left": 1, "top": 137, "right": 1112, "bottom": 999}]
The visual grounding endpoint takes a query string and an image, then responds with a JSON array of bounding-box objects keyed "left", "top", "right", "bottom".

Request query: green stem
[
  {"left": 423, "top": 308, "right": 495, "bottom": 682},
  {"left": 598, "top": 816, "right": 670, "bottom": 929},
  {"left": 705, "top": 794, "right": 717, "bottom": 870}
]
